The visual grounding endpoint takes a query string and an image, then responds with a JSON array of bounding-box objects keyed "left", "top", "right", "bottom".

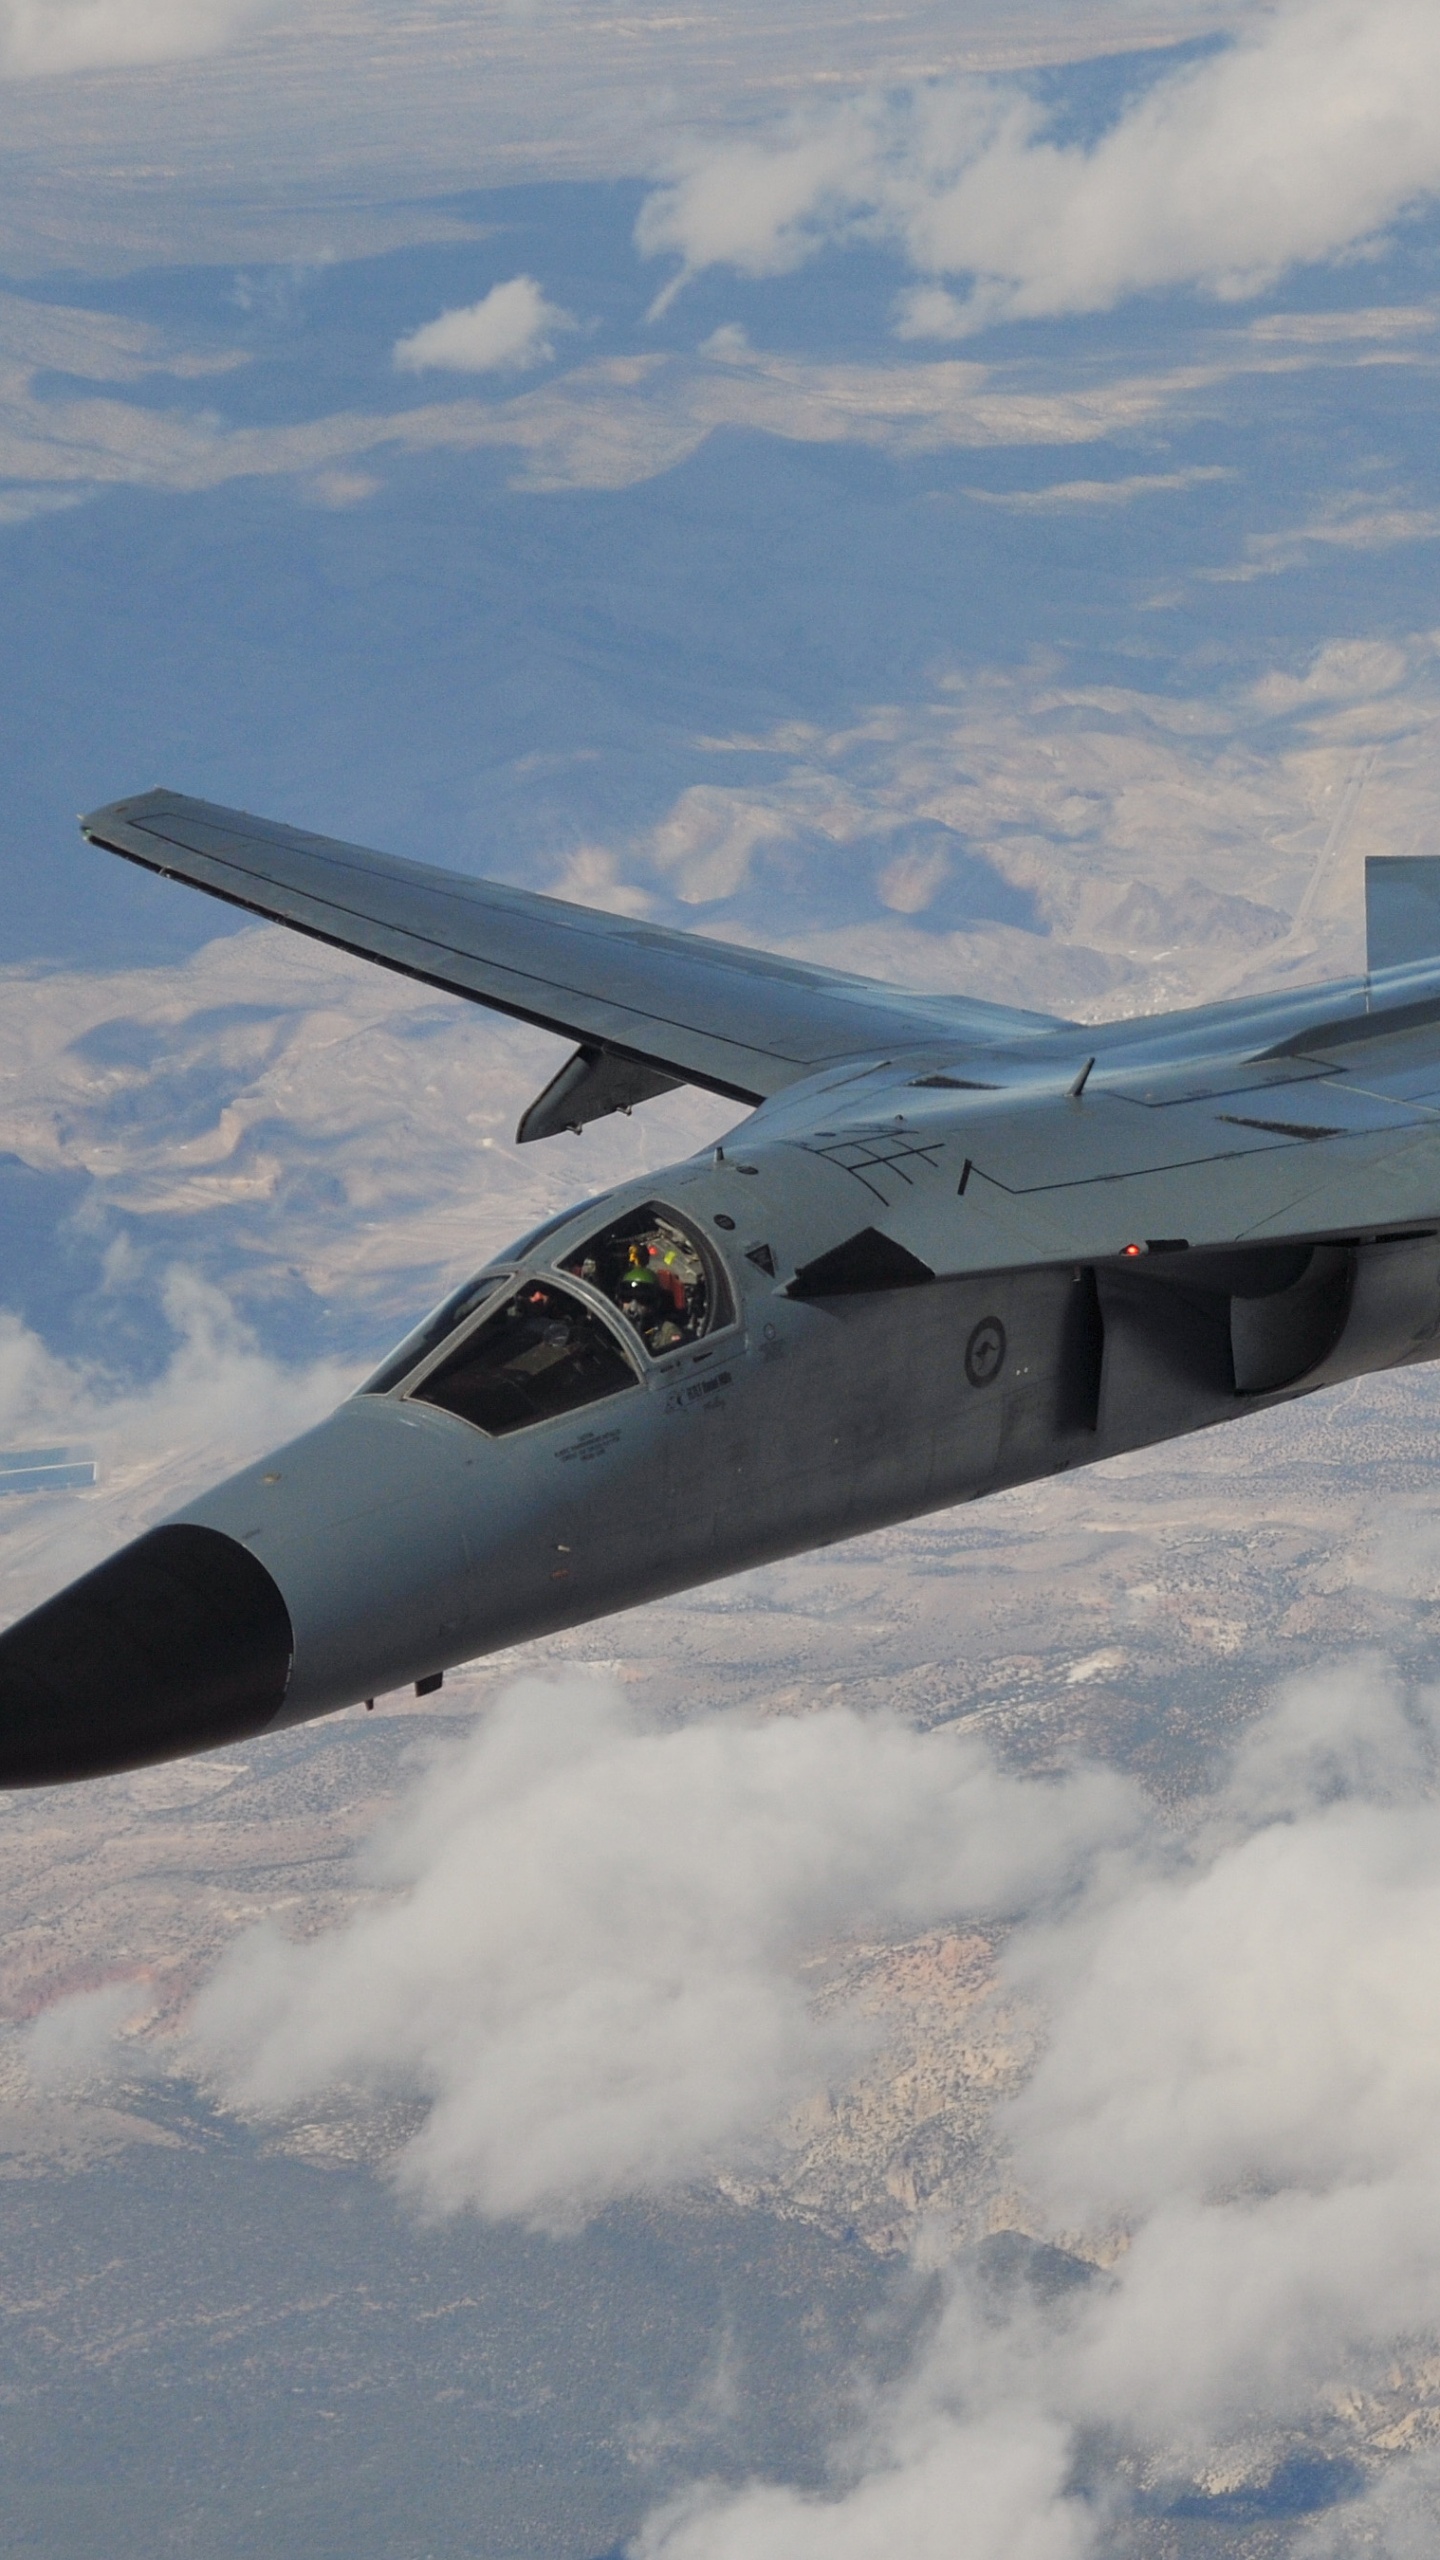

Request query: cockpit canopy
[
  {"left": 413, "top": 1277, "right": 637, "bottom": 1436},
  {"left": 359, "top": 1269, "right": 515, "bottom": 1399},
  {"left": 360, "top": 1200, "right": 733, "bottom": 1436},
  {"left": 561, "top": 1203, "right": 730, "bottom": 1355}
]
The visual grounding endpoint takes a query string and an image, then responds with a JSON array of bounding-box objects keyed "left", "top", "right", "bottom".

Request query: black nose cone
[{"left": 0, "top": 1524, "right": 293, "bottom": 1786}]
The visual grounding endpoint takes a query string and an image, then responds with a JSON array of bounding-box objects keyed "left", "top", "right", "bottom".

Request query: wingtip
[{"left": 79, "top": 786, "right": 171, "bottom": 843}]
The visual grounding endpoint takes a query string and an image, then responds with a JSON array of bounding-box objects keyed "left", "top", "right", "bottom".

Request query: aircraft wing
[
  {"left": 781, "top": 1004, "right": 1440, "bottom": 1283},
  {"left": 81, "top": 790, "right": 1069, "bottom": 1109}
]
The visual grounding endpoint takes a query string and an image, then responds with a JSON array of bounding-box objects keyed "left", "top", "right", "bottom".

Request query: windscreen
[
  {"left": 359, "top": 1271, "right": 513, "bottom": 1397},
  {"left": 410, "top": 1279, "right": 638, "bottom": 1436}
]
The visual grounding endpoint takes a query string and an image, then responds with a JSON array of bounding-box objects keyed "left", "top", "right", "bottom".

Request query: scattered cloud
[
  {"left": 21, "top": 1980, "right": 152, "bottom": 2088},
  {"left": 638, "top": 0, "right": 1440, "bottom": 331},
  {"left": 0, "top": 3, "right": 1256, "bottom": 268},
  {"left": 191, "top": 1680, "right": 1133, "bottom": 2224},
  {"left": 0, "top": 1265, "right": 352, "bottom": 1478},
  {"left": 0, "top": 312, "right": 1368, "bottom": 517},
  {"left": 304, "top": 466, "right": 382, "bottom": 508},
  {"left": 1247, "top": 303, "right": 1440, "bottom": 345},
  {"left": 648, "top": 1663, "right": 1440, "bottom": 2549},
  {"left": 1222, "top": 497, "right": 1440, "bottom": 579},
  {"left": 184, "top": 1655, "right": 1440, "bottom": 2544},
  {"left": 643, "top": 784, "right": 797, "bottom": 904},
  {"left": 0, "top": 288, "right": 246, "bottom": 383},
  {"left": 997, "top": 1672, "right": 1440, "bottom": 2451},
  {"left": 393, "top": 274, "right": 575, "bottom": 376},
  {"left": 1299, "top": 2454, "right": 1440, "bottom": 2555},
  {"left": 0, "top": 1267, "right": 358, "bottom": 1611},
  {"left": 596, "top": 633, "right": 1440, "bottom": 1015},
  {"left": 0, "top": 0, "right": 275, "bottom": 78},
  {"left": 0, "top": 256, "right": 1428, "bottom": 526},
  {"left": 0, "top": 485, "right": 85, "bottom": 525},
  {"left": 1251, "top": 636, "right": 1412, "bottom": 714},
  {"left": 636, "top": 2410, "right": 1094, "bottom": 2560},
  {"left": 964, "top": 463, "right": 1234, "bottom": 510}
]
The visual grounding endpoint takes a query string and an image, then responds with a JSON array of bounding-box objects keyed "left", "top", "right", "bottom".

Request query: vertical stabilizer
[{"left": 1366, "top": 857, "right": 1440, "bottom": 973}]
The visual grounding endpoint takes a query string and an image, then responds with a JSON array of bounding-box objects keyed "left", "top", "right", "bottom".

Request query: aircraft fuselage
[
  {"left": 12, "top": 781, "right": 1440, "bottom": 1787},
  {"left": 6, "top": 1052, "right": 1439, "bottom": 1785}
]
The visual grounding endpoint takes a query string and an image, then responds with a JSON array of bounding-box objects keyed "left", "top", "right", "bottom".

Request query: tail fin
[{"left": 1366, "top": 857, "right": 1440, "bottom": 972}]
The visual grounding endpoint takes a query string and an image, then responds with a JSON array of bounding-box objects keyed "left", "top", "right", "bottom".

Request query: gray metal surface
[
  {"left": 81, "top": 791, "right": 1069, "bottom": 1106},
  {"left": 515, "top": 1043, "right": 683, "bottom": 1143},
  {"left": 1368, "top": 854, "right": 1440, "bottom": 971},
  {"left": 13, "top": 789, "right": 1440, "bottom": 1785}
]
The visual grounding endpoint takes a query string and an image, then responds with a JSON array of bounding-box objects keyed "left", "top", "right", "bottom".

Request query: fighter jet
[{"left": 5, "top": 786, "right": 1440, "bottom": 1785}]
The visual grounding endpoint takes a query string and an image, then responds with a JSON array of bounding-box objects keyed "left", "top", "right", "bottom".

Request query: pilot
[{"left": 617, "top": 1247, "right": 666, "bottom": 1343}]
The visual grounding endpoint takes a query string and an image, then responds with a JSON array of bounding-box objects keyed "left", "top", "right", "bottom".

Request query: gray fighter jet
[{"left": 5, "top": 787, "right": 1440, "bottom": 1785}]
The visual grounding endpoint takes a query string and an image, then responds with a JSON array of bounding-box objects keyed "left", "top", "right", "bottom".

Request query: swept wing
[
  {"left": 80, "top": 793, "right": 1440, "bottom": 1270},
  {"left": 81, "top": 790, "right": 1069, "bottom": 1112}
]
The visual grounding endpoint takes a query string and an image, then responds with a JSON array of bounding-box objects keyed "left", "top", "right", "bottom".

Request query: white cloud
[
  {"left": 638, "top": 0, "right": 1440, "bottom": 330},
  {"left": 0, "top": 325, "right": 1344, "bottom": 516},
  {"left": 20, "top": 1981, "right": 151, "bottom": 2088},
  {"left": 183, "top": 1651, "right": 1440, "bottom": 2529},
  {"left": 965, "top": 464, "right": 1234, "bottom": 510},
  {"left": 616, "top": 1660, "right": 1440, "bottom": 2547},
  {"left": 191, "top": 1679, "right": 1134, "bottom": 2225},
  {"left": 0, "top": 1266, "right": 353, "bottom": 1486},
  {"left": 303, "top": 466, "right": 381, "bottom": 508},
  {"left": 641, "top": 103, "right": 881, "bottom": 317},
  {"left": 1251, "top": 636, "right": 1412, "bottom": 712},
  {"left": 644, "top": 784, "right": 797, "bottom": 903},
  {"left": 0, "top": 0, "right": 274, "bottom": 77},
  {"left": 0, "top": 288, "right": 246, "bottom": 381},
  {"left": 1298, "top": 2453, "right": 1440, "bottom": 2555},
  {"left": 393, "top": 275, "right": 573, "bottom": 376},
  {"left": 636, "top": 2412, "right": 1096, "bottom": 2560},
  {"left": 1247, "top": 303, "right": 1440, "bottom": 345},
  {"left": 999, "top": 1663, "right": 1440, "bottom": 2439},
  {"left": 1227, "top": 500, "right": 1440, "bottom": 579},
  {"left": 0, "top": 2, "right": 1256, "bottom": 265},
  {"left": 0, "top": 264, "right": 1416, "bottom": 521},
  {"left": 0, "top": 485, "right": 85, "bottom": 525},
  {"left": 0, "top": 1267, "right": 358, "bottom": 1614},
  {"left": 190, "top": 1649, "right": 1440, "bottom": 2534}
]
